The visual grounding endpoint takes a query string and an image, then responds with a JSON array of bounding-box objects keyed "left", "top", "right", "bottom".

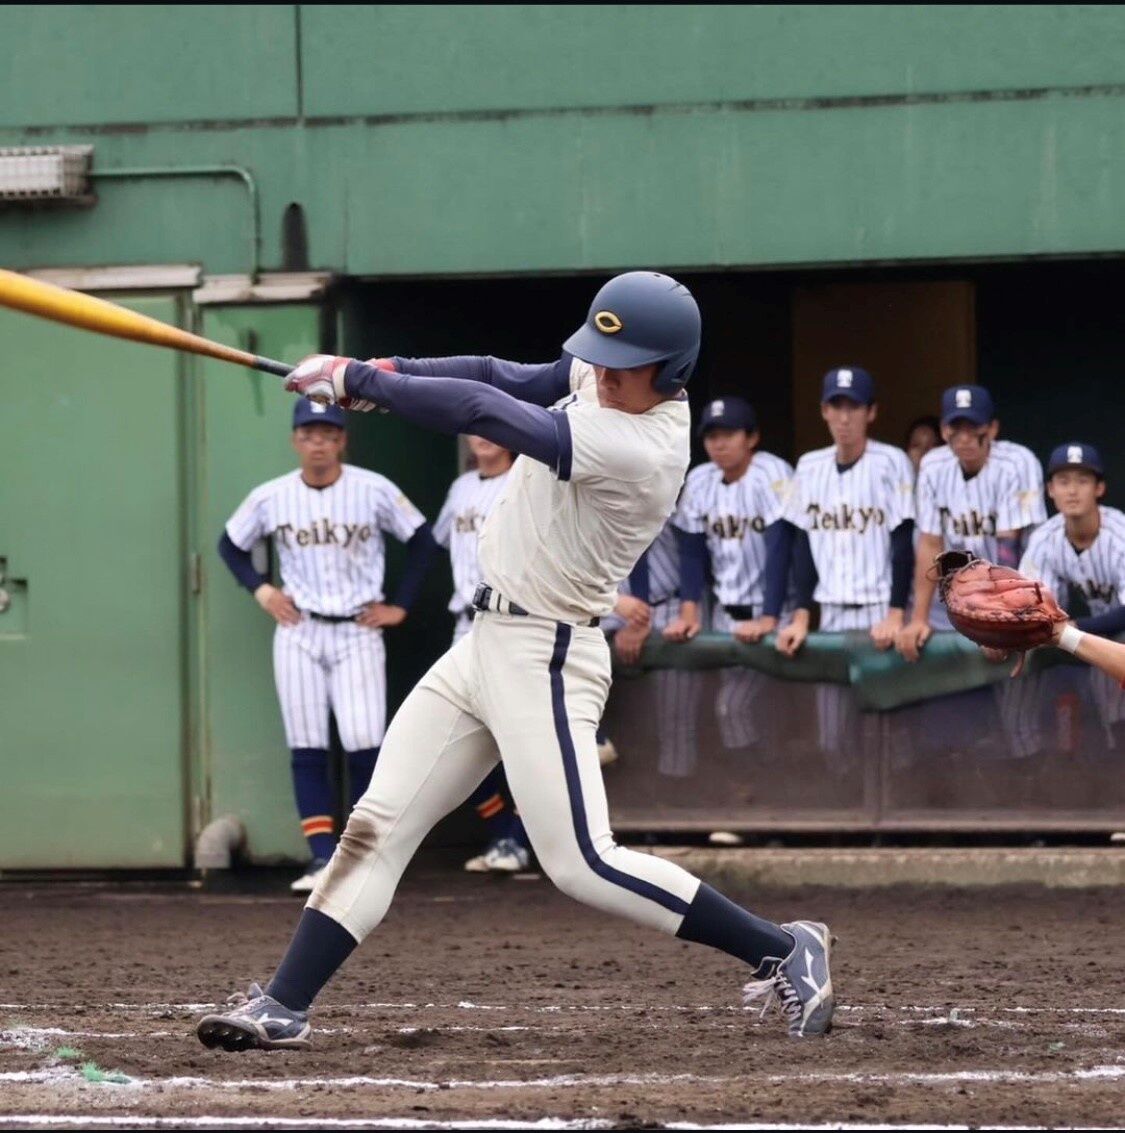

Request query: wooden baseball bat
[{"left": 0, "top": 268, "right": 292, "bottom": 377}]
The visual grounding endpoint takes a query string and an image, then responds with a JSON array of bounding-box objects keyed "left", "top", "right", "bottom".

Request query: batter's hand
[
  {"left": 869, "top": 608, "right": 905, "bottom": 651},
  {"left": 895, "top": 619, "right": 932, "bottom": 662},
  {"left": 614, "top": 594, "right": 652, "bottom": 630},
  {"left": 285, "top": 354, "right": 350, "bottom": 404},
  {"left": 613, "top": 623, "right": 649, "bottom": 666},
  {"left": 255, "top": 584, "right": 301, "bottom": 626},
  {"left": 733, "top": 615, "right": 777, "bottom": 644},
  {"left": 357, "top": 602, "right": 407, "bottom": 629}
]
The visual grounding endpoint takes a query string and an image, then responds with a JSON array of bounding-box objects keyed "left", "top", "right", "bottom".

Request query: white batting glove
[{"left": 285, "top": 354, "right": 351, "bottom": 405}]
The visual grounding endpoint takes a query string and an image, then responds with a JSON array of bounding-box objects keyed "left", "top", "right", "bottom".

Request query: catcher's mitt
[{"left": 933, "top": 551, "right": 1069, "bottom": 661}]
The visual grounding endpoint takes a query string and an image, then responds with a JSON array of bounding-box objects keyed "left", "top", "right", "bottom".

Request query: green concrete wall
[{"left": 1, "top": 6, "right": 1124, "bottom": 276}]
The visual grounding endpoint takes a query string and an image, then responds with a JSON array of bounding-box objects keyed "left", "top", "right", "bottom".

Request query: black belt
[
  {"left": 304, "top": 609, "right": 359, "bottom": 624},
  {"left": 472, "top": 584, "right": 600, "bottom": 628},
  {"left": 723, "top": 604, "right": 758, "bottom": 620}
]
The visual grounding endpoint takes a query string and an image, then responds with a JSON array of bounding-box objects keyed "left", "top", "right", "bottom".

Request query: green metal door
[
  {"left": 195, "top": 305, "right": 322, "bottom": 863},
  {"left": 0, "top": 297, "right": 187, "bottom": 868}
]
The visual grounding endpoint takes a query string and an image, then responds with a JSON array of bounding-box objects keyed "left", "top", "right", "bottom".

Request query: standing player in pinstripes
[
  {"left": 664, "top": 397, "right": 793, "bottom": 752},
  {"left": 610, "top": 520, "right": 701, "bottom": 778},
  {"left": 219, "top": 398, "right": 438, "bottom": 892},
  {"left": 1013, "top": 443, "right": 1125, "bottom": 751},
  {"left": 433, "top": 435, "right": 533, "bottom": 873},
  {"left": 897, "top": 385, "right": 1046, "bottom": 662},
  {"left": 770, "top": 368, "right": 915, "bottom": 766}
]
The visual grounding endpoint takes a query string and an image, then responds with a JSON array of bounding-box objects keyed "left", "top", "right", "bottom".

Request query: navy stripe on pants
[{"left": 548, "top": 623, "right": 689, "bottom": 916}]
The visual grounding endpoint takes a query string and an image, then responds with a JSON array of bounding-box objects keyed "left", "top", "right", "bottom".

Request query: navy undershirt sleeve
[
  {"left": 390, "top": 355, "right": 573, "bottom": 408},
  {"left": 218, "top": 531, "right": 267, "bottom": 593},
  {"left": 762, "top": 520, "right": 795, "bottom": 619},
  {"left": 675, "top": 528, "right": 708, "bottom": 603},
  {"left": 1075, "top": 605, "right": 1125, "bottom": 638},
  {"left": 390, "top": 523, "right": 438, "bottom": 611},
  {"left": 890, "top": 520, "right": 915, "bottom": 609},
  {"left": 627, "top": 549, "right": 651, "bottom": 604},
  {"left": 995, "top": 534, "right": 1021, "bottom": 569},
  {"left": 793, "top": 529, "right": 818, "bottom": 609},
  {"left": 345, "top": 361, "right": 563, "bottom": 470}
]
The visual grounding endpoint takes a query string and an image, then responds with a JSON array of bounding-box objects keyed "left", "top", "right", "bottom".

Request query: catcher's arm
[{"left": 1053, "top": 622, "right": 1125, "bottom": 686}]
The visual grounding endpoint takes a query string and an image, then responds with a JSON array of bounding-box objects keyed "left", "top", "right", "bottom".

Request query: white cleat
[
  {"left": 289, "top": 857, "right": 329, "bottom": 893},
  {"left": 464, "top": 837, "right": 532, "bottom": 874}
]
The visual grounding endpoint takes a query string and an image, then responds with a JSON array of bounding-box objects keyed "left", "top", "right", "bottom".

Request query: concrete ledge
[{"left": 651, "top": 846, "right": 1125, "bottom": 888}]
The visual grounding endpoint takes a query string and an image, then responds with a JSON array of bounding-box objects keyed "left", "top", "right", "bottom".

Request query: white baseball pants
[
  {"left": 273, "top": 617, "right": 387, "bottom": 751},
  {"left": 308, "top": 610, "right": 702, "bottom": 941}
]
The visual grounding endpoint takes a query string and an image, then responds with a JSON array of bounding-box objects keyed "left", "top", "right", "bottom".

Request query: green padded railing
[{"left": 617, "top": 631, "right": 1097, "bottom": 712}]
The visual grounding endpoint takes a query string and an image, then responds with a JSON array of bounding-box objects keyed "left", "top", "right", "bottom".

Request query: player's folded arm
[{"left": 344, "top": 361, "right": 566, "bottom": 472}]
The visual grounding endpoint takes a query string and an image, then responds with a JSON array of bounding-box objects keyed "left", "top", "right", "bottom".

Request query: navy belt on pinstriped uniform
[
  {"left": 303, "top": 609, "right": 360, "bottom": 623},
  {"left": 471, "top": 583, "right": 600, "bottom": 628}
]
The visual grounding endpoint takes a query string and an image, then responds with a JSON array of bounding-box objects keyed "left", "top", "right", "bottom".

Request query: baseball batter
[
  {"left": 664, "top": 397, "right": 793, "bottom": 751},
  {"left": 218, "top": 398, "right": 437, "bottom": 891},
  {"left": 197, "top": 272, "right": 835, "bottom": 1051},
  {"left": 433, "top": 435, "right": 532, "bottom": 873},
  {"left": 1014, "top": 443, "right": 1125, "bottom": 749},
  {"left": 772, "top": 368, "right": 915, "bottom": 763}
]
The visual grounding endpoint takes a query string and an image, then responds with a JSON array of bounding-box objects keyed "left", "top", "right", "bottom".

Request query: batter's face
[
  {"left": 821, "top": 397, "right": 876, "bottom": 448},
  {"left": 703, "top": 428, "right": 758, "bottom": 474},
  {"left": 467, "top": 435, "right": 511, "bottom": 465},
  {"left": 1048, "top": 469, "right": 1104, "bottom": 518},
  {"left": 943, "top": 418, "right": 997, "bottom": 474},
  {"left": 593, "top": 364, "right": 663, "bottom": 414},
  {"left": 907, "top": 423, "right": 940, "bottom": 472},
  {"left": 292, "top": 423, "right": 346, "bottom": 474}
]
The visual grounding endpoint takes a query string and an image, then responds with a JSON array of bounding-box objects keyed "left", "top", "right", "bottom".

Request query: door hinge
[{"left": 189, "top": 551, "right": 202, "bottom": 595}]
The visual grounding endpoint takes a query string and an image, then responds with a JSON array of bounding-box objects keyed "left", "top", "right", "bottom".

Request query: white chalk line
[
  {"left": 3, "top": 1000, "right": 1123, "bottom": 1016},
  {"left": 3, "top": 1063, "right": 1123, "bottom": 1093}
]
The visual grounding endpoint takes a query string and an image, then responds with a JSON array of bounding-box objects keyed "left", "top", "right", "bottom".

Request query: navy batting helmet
[{"left": 563, "top": 271, "right": 701, "bottom": 394}]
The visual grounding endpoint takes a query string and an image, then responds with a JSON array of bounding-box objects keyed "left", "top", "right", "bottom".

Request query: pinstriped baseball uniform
[
  {"left": 225, "top": 465, "right": 426, "bottom": 751},
  {"left": 1016, "top": 507, "right": 1125, "bottom": 745},
  {"left": 784, "top": 440, "right": 914, "bottom": 762},
  {"left": 608, "top": 521, "right": 701, "bottom": 778},
  {"left": 917, "top": 441, "right": 1046, "bottom": 757},
  {"left": 310, "top": 363, "right": 711, "bottom": 942},
  {"left": 432, "top": 467, "right": 512, "bottom": 643},
  {"left": 674, "top": 453, "right": 793, "bottom": 750}
]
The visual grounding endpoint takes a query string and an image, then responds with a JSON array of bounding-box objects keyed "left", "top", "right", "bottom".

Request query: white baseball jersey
[
  {"left": 783, "top": 441, "right": 915, "bottom": 606},
  {"left": 477, "top": 361, "right": 690, "bottom": 621},
  {"left": 916, "top": 442, "right": 1046, "bottom": 558},
  {"left": 433, "top": 468, "right": 512, "bottom": 616},
  {"left": 672, "top": 453, "right": 793, "bottom": 609},
  {"left": 1020, "top": 507, "right": 1125, "bottom": 616},
  {"left": 225, "top": 465, "right": 426, "bottom": 616}
]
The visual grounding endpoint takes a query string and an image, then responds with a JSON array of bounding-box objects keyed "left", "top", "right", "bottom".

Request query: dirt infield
[{"left": 0, "top": 862, "right": 1122, "bottom": 1129}]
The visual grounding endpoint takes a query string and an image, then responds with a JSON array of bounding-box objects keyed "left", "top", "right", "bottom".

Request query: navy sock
[
  {"left": 290, "top": 748, "right": 336, "bottom": 860},
  {"left": 676, "top": 883, "right": 795, "bottom": 976},
  {"left": 346, "top": 747, "right": 379, "bottom": 810},
  {"left": 468, "top": 767, "right": 515, "bottom": 839},
  {"left": 267, "top": 908, "right": 359, "bottom": 1012}
]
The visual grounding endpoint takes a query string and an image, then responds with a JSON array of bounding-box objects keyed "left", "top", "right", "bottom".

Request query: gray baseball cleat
[
  {"left": 196, "top": 982, "right": 311, "bottom": 1051},
  {"left": 741, "top": 920, "right": 835, "bottom": 1037}
]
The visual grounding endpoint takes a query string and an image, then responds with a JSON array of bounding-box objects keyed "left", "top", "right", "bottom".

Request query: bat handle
[{"left": 253, "top": 355, "right": 293, "bottom": 378}]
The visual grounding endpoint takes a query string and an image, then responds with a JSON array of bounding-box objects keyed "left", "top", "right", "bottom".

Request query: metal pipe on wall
[{"left": 93, "top": 165, "right": 261, "bottom": 282}]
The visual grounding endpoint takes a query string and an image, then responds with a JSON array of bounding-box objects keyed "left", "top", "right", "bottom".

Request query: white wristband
[{"left": 1058, "top": 624, "right": 1085, "bottom": 654}]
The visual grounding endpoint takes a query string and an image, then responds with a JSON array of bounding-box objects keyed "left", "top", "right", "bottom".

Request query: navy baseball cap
[
  {"left": 941, "top": 385, "right": 995, "bottom": 427},
  {"left": 293, "top": 397, "right": 346, "bottom": 429},
  {"left": 821, "top": 366, "right": 875, "bottom": 406},
  {"left": 697, "top": 395, "right": 757, "bottom": 437},
  {"left": 1047, "top": 442, "right": 1104, "bottom": 478}
]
